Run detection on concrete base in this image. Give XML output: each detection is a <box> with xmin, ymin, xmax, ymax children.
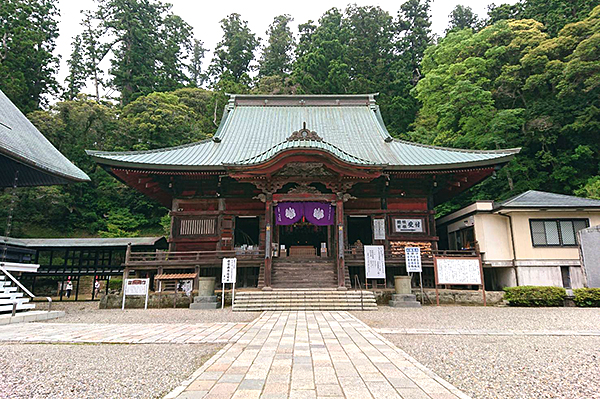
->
<box><xmin>389</xmin><ymin>294</ymin><xmax>421</xmax><ymax>308</ymax></box>
<box><xmin>190</xmin><ymin>302</ymin><xmax>219</xmax><ymax>309</ymax></box>
<box><xmin>0</xmin><ymin>310</ymin><xmax>65</xmax><ymax>325</ymax></box>
<box><xmin>190</xmin><ymin>295</ymin><xmax>219</xmax><ymax>310</ymax></box>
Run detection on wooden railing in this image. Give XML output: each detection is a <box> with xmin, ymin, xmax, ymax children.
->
<box><xmin>344</xmin><ymin>248</ymin><xmax>477</xmax><ymax>263</ymax></box>
<box><xmin>126</xmin><ymin>249</ymin><xmax>265</xmax><ymax>266</ymax></box>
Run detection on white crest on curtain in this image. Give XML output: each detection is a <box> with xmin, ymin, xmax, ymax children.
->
<box><xmin>313</xmin><ymin>208</ymin><xmax>324</xmax><ymax>220</ymax></box>
<box><xmin>285</xmin><ymin>207</ymin><xmax>296</xmax><ymax>219</ymax></box>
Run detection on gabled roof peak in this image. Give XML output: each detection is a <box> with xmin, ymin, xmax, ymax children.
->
<box><xmin>498</xmin><ymin>190</ymin><xmax>600</xmax><ymax>209</ymax></box>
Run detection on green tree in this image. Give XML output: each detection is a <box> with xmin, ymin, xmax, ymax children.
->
<box><xmin>258</xmin><ymin>15</ymin><xmax>295</xmax><ymax>77</ymax></box>
<box><xmin>397</xmin><ymin>0</ymin><xmax>432</xmax><ymax>75</ymax></box>
<box><xmin>413</xmin><ymin>6</ymin><xmax>600</xmax><ymax>212</ymax></box>
<box><xmin>293</xmin><ymin>8</ymin><xmax>350</xmax><ymax>94</ymax></box>
<box><xmin>520</xmin><ymin>0</ymin><xmax>599</xmax><ymax>36</ymax></box>
<box><xmin>64</xmin><ymin>36</ymin><xmax>87</xmax><ymax>101</ymax></box>
<box><xmin>188</xmin><ymin>39</ymin><xmax>207</xmax><ymax>87</ymax></box>
<box><xmin>447</xmin><ymin>5</ymin><xmax>480</xmax><ymax>32</ymax></box>
<box><xmin>0</xmin><ymin>0</ymin><xmax>59</xmax><ymax>113</ymax></box>
<box><xmin>209</xmin><ymin>13</ymin><xmax>259</xmax><ymax>84</ymax></box>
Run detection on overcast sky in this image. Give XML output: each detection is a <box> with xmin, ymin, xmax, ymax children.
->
<box><xmin>55</xmin><ymin>0</ymin><xmax>518</xmax><ymax>96</ymax></box>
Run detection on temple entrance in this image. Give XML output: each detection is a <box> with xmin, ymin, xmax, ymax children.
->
<box><xmin>278</xmin><ymin>223</ymin><xmax>329</xmax><ymax>257</ymax></box>
<box><xmin>347</xmin><ymin>215</ymin><xmax>373</xmax><ymax>246</ymax></box>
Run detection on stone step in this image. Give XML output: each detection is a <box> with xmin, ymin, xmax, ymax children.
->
<box><xmin>0</xmin><ymin>292</ymin><xmax>24</xmax><ymax>299</ymax></box>
<box><xmin>0</xmin><ymin>303</ymin><xmax>35</xmax><ymax>313</ymax></box>
<box><xmin>233</xmin><ymin>289</ymin><xmax>377</xmax><ymax>311</ymax></box>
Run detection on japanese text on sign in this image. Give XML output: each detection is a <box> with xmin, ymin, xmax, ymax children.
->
<box><xmin>222</xmin><ymin>258</ymin><xmax>237</xmax><ymax>284</ymax></box>
<box><xmin>124</xmin><ymin>279</ymin><xmax>149</xmax><ymax>296</ymax></box>
<box><xmin>394</xmin><ymin>218</ymin><xmax>424</xmax><ymax>233</ymax></box>
<box><xmin>436</xmin><ymin>258</ymin><xmax>482</xmax><ymax>285</ymax></box>
<box><xmin>364</xmin><ymin>245</ymin><xmax>386</xmax><ymax>279</ymax></box>
<box><xmin>373</xmin><ymin>219</ymin><xmax>386</xmax><ymax>240</ymax></box>
<box><xmin>405</xmin><ymin>247</ymin><xmax>422</xmax><ymax>273</ymax></box>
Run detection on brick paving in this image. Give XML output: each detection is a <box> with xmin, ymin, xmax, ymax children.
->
<box><xmin>0</xmin><ymin>322</ymin><xmax>249</xmax><ymax>344</ymax></box>
<box><xmin>374</xmin><ymin>328</ymin><xmax>600</xmax><ymax>336</ymax></box>
<box><xmin>166</xmin><ymin>311</ymin><xmax>470</xmax><ymax>399</ymax></box>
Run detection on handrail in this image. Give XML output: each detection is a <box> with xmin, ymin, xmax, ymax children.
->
<box><xmin>353</xmin><ymin>274</ymin><xmax>364</xmax><ymax>311</ymax></box>
<box><xmin>0</xmin><ymin>265</ymin><xmax>52</xmax><ymax>312</ymax></box>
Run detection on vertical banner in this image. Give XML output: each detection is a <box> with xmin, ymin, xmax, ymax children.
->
<box><xmin>373</xmin><ymin>219</ymin><xmax>386</xmax><ymax>240</ymax></box>
<box><xmin>364</xmin><ymin>245</ymin><xmax>386</xmax><ymax>279</ymax></box>
<box><xmin>222</xmin><ymin>258</ymin><xmax>237</xmax><ymax>309</ymax></box>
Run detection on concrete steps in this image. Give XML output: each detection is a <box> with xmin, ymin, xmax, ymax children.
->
<box><xmin>258</xmin><ymin>259</ymin><xmax>352</xmax><ymax>289</ymax></box>
<box><xmin>0</xmin><ymin>268</ymin><xmax>35</xmax><ymax>314</ymax></box>
<box><xmin>233</xmin><ymin>289</ymin><xmax>377</xmax><ymax>311</ymax></box>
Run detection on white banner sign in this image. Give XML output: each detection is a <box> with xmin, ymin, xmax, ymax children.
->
<box><xmin>124</xmin><ymin>278</ymin><xmax>149</xmax><ymax>296</ymax></box>
<box><xmin>373</xmin><ymin>219</ymin><xmax>386</xmax><ymax>240</ymax></box>
<box><xmin>405</xmin><ymin>247</ymin><xmax>422</xmax><ymax>273</ymax></box>
<box><xmin>364</xmin><ymin>245</ymin><xmax>386</xmax><ymax>279</ymax></box>
<box><xmin>436</xmin><ymin>258</ymin><xmax>482</xmax><ymax>285</ymax></box>
<box><xmin>222</xmin><ymin>258</ymin><xmax>237</xmax><ymax>284</ymax></box>
<box><xmin>394</xmin><ymin>218</ymin><xmax>424</xmax><ymax>233</ymax></box>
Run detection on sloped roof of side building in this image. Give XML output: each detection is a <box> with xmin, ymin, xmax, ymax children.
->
<box><xmin>0</xmin><ymin>89</ymin><xmax>90</xmax><ymax>186</ymax></box>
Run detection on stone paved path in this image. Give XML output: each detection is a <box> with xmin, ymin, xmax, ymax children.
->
<box><xmin>0</xmin><ymin>322</ymin><xmax>248</xmax><ymax>344</ymax></box>
<box><xmin>166</xmin><ymin>311</ymin><xmax>470</xmax><ymax>399</ymax></box>
<box><xmin>374</xmin><ymin>328</ymin><xmax>600</xmax><ymax>336</ymax></box>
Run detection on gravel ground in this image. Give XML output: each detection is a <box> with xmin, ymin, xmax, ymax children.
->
<box><xmin>44</xmin><ymin>301</ymin><xmax>260</xmax><ymax>324</ymax></box>
<box><xmin>352</xmin><ymin>306</ymin><xmax>600</xmax><ymax>331</ymax></box>
<box><xmin>386</xmin><ymin>335</ymin><xmax>600</xmax><ymax>399</ymax></box>
<box><xmin>0</xmin><ymin>343</ymin><xmax>221</xmax><ymax>399</ymax></box>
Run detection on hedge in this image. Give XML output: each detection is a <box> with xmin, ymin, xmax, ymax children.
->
<box><xmin>573</xmin><ymin>288</ymin><xmax>600</xmax><ymax>307</ymax></box>
<box><xmin>108</xmin><ymin>278</ymin><xmax>123</xmax><ymax>291</ymax></box>
<box><xmin>503</xmin><ymin>286</ymin><xmax>566</xmax><ymax>307</ymax></box>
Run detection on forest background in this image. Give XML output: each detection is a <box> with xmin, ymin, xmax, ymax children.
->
<box><xmin>1</xmin><ymin>0</ymin><xmax>599</xmax><ymax>238</ymax></box>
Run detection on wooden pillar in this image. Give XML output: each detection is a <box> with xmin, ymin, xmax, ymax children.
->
<box><xmin>263</xmin><ymin>194</ymin><xmax>273</xmax><ymax>290</ymax></box>
<box><xmin>336</xmin><ymin>198</ymin><xmax>346</xmax><ymax>289</ymax></box>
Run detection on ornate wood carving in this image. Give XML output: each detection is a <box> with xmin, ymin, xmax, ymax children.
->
<box><xmin>287</xmin><ymin>183</ymin><xmax>322</xmax><ymax>195</ymax></box>
<box><xmin>273</xmin><ymin>162</ymin><xmax>335</xmax><ymax>177</ymax></box>
<box><xmin>286</xmin><ymin>122</ymin><xmax>323</xmax><ymax>142</ymax></box>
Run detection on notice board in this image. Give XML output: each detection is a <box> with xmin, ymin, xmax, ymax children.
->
<box><xmin>364</xmin><ymin>245</ymin><xmax>386</xmax><ymax>279</ymax></box>
<box><xmin>434</xmin><ymin>257</ymin><xmax>482</xmax><ymax>285</ymax></box>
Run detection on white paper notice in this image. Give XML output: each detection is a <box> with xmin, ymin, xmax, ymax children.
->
<box><xmin>364</xmin><ymin>245</ymin><xmax>386</xmax><ymax>279</ymax></box>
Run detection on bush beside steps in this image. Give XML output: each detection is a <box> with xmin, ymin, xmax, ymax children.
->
<box><xmin>573</xmin><ymin>288</ymin><xmax>600</xmax><ymax>307</ymax></box>
<box><xmin>503</xmin><ymin>286</ymin><xmax>566</xmax><ymax>307</ymax></box>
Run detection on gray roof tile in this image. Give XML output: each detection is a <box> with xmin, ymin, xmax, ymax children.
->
<box><xmin>498</xmin><ymin>190</ymin><xmax>600</xmax><ymax>208</ymax></box>
<box><xmin>0</xmin><ymin>90</ymin><xmax>89</xmax><ymax>183</ymax></box>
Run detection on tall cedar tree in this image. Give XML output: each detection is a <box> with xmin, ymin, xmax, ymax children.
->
<box><xmin>0</xmin><ymin>0</ymin><xmax>59</xmax><ymax>113</ymax></box>
<box><xmin>447</xmin><ymin>5</ymin><xmax>480</xmax><ymax>32</ymax></box>
<box><xmin>210</xmin><ymin>13</ymin><xmax>259</xmax><ymax>84</ymax></box>
<box><xmin>89</xmin><ymin>0</ymin><xmax>193</xmax><ymax>104</ymax></box>
<box><xmin>258</xmin><ymin>15</ymin><xmax>295</xmax><ymax>77</ymax></box>
<box><xmin>188</xmin><ymin>40</ymin><xmax>207</xmax><ymax>87</ymax></box>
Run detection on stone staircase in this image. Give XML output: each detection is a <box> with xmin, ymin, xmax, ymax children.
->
<box><xmin>0</xmin><ymin>273</ymin><xmax>35</xmax><ymax>314</ymax></box>
<box><xmin>232</xmin><ymin>289</ymin><xmax>377</xmax><ymax>311</ymax></box>
<box><xmin>258</xmin><ymin>259</ymin><xmax>351</xmax><ymax>289</ymax></box>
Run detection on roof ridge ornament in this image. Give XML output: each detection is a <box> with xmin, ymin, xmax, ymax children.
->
<box><xmin>286</xmin><ymin>122</ymin><xmax>323</xmax><ymax>142</ymax></box>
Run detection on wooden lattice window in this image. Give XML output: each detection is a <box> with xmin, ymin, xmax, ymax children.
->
<box><xmin>178</xmin><ymin>218</ymin><xmax>217</xmax><ymax>236</ymax></box>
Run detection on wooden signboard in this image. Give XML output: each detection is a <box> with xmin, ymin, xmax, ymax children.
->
<box><xmin>433</xmin><ymin>256</ymin><xmax>486</xmax><ymax>306</ymax></box>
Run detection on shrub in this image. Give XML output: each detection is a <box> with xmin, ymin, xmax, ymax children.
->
<box><xmin>503</xmin><ymin>286</ymin><xmax>566</xmax><ymax>307</ymax></box>
<box><xmin>573</xmin><ymin>288</ymin><xmax>600</xmax><ymax>307</ymax></box>
<box><xmin>108</xmin><ymin>278</ymin><xmax>123</xmax><ymax>291</ymax></box>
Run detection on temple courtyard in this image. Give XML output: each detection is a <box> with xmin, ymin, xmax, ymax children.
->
<box><xmin>1</xmin><ymin>304</ymin><xmax>599</xmax><ymax>399</ymax></box>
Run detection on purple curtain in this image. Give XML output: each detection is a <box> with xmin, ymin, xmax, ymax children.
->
<box><xmin>275</xmin><ymin>202</ymin><xmax>304</xmax><ymax>225</ymax></box>
<box><xmin>304</xmin><ymin>202</ymin><xmax>334</xmax><ymax>226</ymax></box>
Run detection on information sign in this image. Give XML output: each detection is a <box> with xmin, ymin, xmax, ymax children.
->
<box><xmin>222</xmin><ymin>258</ymin><xmax>237</xmax><ymax>284</ymax></box>
<box><xmin>405</xmin><ymin>247</ymin><xmax>422</xmax><ymax>273</ymax></box>
<box><xmin>122</xmin><ymin>278</ymin><xmax>149</xmax><ymax>310</ymax></box>
<box><xmin>394</xmin><ymin>218</ymin><xmax>424</xmax><ymax>233</ymax></box>
<box><xmin>435</xmin><ymin>258</ymin><xmax>482</xmax><ymax>285</ymax></box>
<box><xmin>364</xmin><ymin>245</ymin><xmax>386</xmax><ymax>279</ymax></box>
<box><xmin>373</xmin><ymin>219</ymin><xmax>386</xmax><ymax>240</ymax></box>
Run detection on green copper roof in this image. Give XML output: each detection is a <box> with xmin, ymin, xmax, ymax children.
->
<box><xmin>88</xmin><ymin>94</ymin><xmax>520</xmax><ymax>171</ymax></box>
<box><xmin>0</xmin><ymin>89</ymin><xmax>90</xmax><ymax>185</ymax></box>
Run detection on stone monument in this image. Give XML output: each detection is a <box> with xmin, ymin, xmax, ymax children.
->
<box><xmin>190</xmin><ymin>277</ymin><xmax>218</xmax><ymax>309</ymax></box>
<box><xmin>389</xmin><ymin>275</ymin><xmax>421</xmax><ymax>308</ymax></box>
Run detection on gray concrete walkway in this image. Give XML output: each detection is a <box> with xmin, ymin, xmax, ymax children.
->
<box><xmin>166</xmin><ymin>311</ymin><xmax>470</xmax><ymax>399</ymax></box>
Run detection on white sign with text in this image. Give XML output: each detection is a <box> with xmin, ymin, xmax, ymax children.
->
<box><xmin>364</xmin><ymin>245</ymin><xmax>386</xmax><ymax>279</ymax></box>
<box><xmin>405</xmin><ymin>247</ymin><xmax>422</xmax><ymax>273</ymax></box>
<box><xmin>222</xmin><ymin>258</ymin><xmax>237</xmax><ymax>284</ymax></box>
<box><xmin>122</xmin><ymin>278</ymin><xmax>149</xmax><ymax>310</ymax></box>
<box><xmin>436</xmin><ymin>258</ymin><xmax>482</xmax><ymax>285</ymax></box>
<box><xmin>394</xmin><ymin>218</ymin><xmax>424</xmax><ymax>233</ymax></box>
<box><xmin>373</xmin><ymin>219</ymin><xmax>386</xmax><ymax>240</ymax></box>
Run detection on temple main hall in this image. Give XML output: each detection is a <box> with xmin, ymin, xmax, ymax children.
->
<box><xmin>88</xmin><ymin>94</ymin><xmax>519</xmax><ymax>291</ymax></box>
